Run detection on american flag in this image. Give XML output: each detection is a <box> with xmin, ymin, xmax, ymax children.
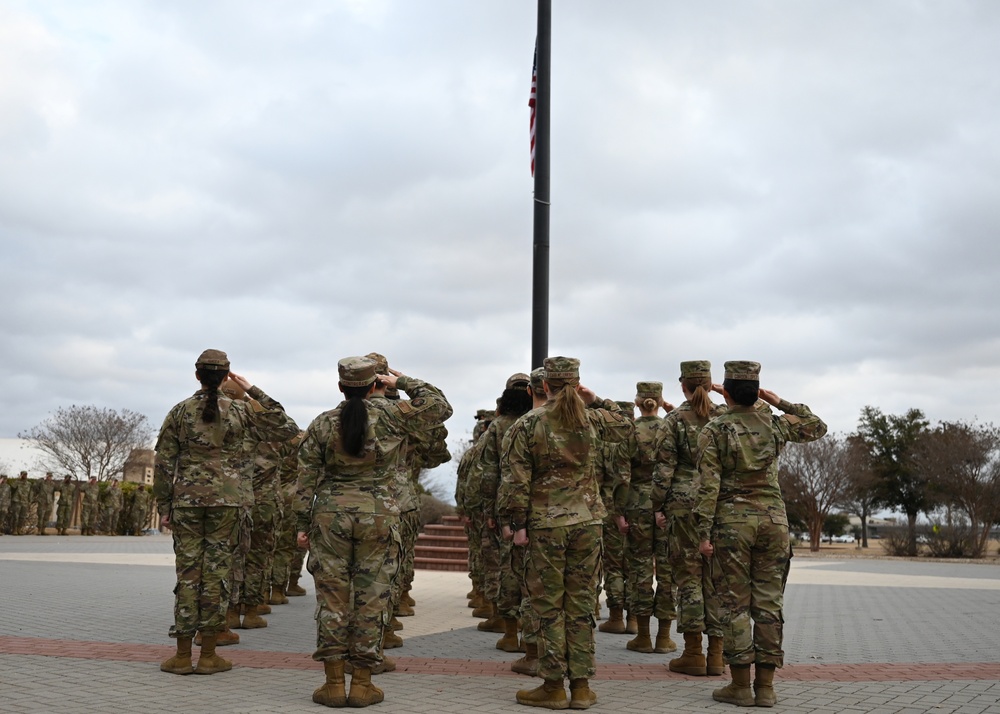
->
<box><xmin>529</xmin><ymin>42</ymin><xmax>537</xmax><ymax>177</ymax></box>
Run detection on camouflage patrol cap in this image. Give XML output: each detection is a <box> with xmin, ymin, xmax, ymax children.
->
<box><xmin>615</xmin><ymin>401</ymin><xmax>636</xmax><ymax>417</ymax></box>
<box><xmin>220</xmin><ymin>379</ymin><xmax>247</xmax><ymax>400</ymax></box>
<box><xmin>529</xmin><ymin>368</ymin><xmax>545</xmax><ymax>395</ymax></box>
<box><xmin>635</xmin><ymin>381</ymin><xmax>662</xmax><ymax>399</ymax></box>
<box><xmin>506</xmin><ymin>372</ymin><xmax>530</xmax><ymax>390</ymax></box>
<box><xmin>338</xmin><ymin>356</ymin><xmax>378</xmax><ymax>388</ymax></box>
<box><xmin>543</xmin><ymin>356</ymin><xmax>580</xmax><ymax>385</ymax></box>
<box><xmin>196</xmin><ymin>349</ymin><xmax>230</xmax><ymax>371</ymax></box>
<box><xmin>680</xmin><ymin>360</ymin><xmax>712</xmax><ymax>379</ymax></box>
<box><xmin>724</xmin><ymin>361</ymin><xmax>761</xmax><ymax>381</ymax></box>
<box><xmin>365</xmin><ymin>352</ymin><xmax>389</xmax><ymax>374</ymax></box>
<box><xmin>475</xmin><ymin>409</ymin><xmax>494</xmax><ymax>420</ymax></box>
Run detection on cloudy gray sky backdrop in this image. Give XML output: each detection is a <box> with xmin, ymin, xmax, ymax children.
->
<box><xmin>3</xmin><ymin>1</ymin><xmax>999</xmax><ymax>494</ymax></box>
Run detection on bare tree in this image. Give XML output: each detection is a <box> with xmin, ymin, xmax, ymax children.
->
<box><xmin>19</xmin><ymin>405</ymin><xmax>154</xmax><ymax>481</ymax></box>
<box><xmin>839</xmin><ymin>434</ymin><xmax>885</xmax><ymax>548</ymax></box>
<box><xmin>779</xmin><ymin>436</ymin><xmax>852</xmax><ymax>552</ymax></box>
<box><xmin>916</xmin><ymin>420</ymin><xmax>1000</xmax><ymax>558</ymax></box>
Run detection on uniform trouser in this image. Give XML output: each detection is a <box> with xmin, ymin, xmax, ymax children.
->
<box><xmin>525</xmin><ymin>523</ymin><xmax>602</xmax><ymax>682</ymax></box>
<box><xmin>105</xmin><ymin>510</ymin><xmax>119</xmax><ymax>535</ymax></box>
<box><xmin>481</xmin><ymin>524</ymin><xmax>503</xmax><ymax>603</ymax></box>
<box><xmin>397</xmin><ymin>509</ymin><xmax>420</xmax><ymax>597</ymax></box>
<box><xmin>229</xmin><ymin>510</ymin><xmax>252</xmax><ymax>607</ymax></box>
<box><xmin>80</xmin><ymin>504</ymin><xmax>98</xmax><ymax>532</ymax></box>
<box><xmin>12</xmin><ymin>502</ymin><xmax>30</xmax><ymax>533</ymax></box>
<box><xmin>242</xmin><ymin>500</ymin><xmax>278</xmax><ymax>606</ymax></box>
<box><xmin>56</xmin><ymin>503</ymin><xmax>72</xmax><ymax>532</ymax></box>
<box><xmin>36</xmin><ymin>502</ymin><xmax>52</xmax><ymax>532</ymax></box>
<box><xmin>497</xmin><ymin>533</ymin><xmax>523</xmax><ymax>619</ymax></box>
<box><xmin>707</xmin><ymin>515</ymin><xmax>789</xmax><ymax>667</ymax></box>
<box><xmin>668</xmin><ymin>512</ymin><xmax>716</xmax><ymax>634</ymax></box>
<box><xmin>169</xmin><ymin>506</ymin><xmax>240</xmax><ymax>638</ymax></box>
<box><xmin>625</xmin><ymin>509</ymin><xmax>675</xmax><ymax>619</ymax></box>
<box><xmin>601</xmin><ymin>515</ymin><xmax>626</xmax><ymax>609</ymax></box>
<box><xmin>132</xmin><ymin>509</ymin><xmax>149</xmax><ymax>535</ymax></box>
<box><xmin>467</xmin><ymin>512</ymin><xmax>486</xmax><ymax>593</ymax></box>
<box><xmin>308</xmin><ymin>511</ymin><xmax>400</xmax><ymax>668</ymax></box>
<box><xmin>511</xmin><ymin>541</ymin><xmax>539</xmax><ymax>643</ymax></box>
<box><xmin>271</xmin><ymin>498</ymin><xmax>296</xmax><ymax>589</ymax></box>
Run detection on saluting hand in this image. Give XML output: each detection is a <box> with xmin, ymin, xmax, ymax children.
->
<box><xmin>228</xmin><ymin>372</ymin><xmax>252</xmax><ymax>391</ymax></box>
<box><xmin>758</xmin><ymin>388</ymin><xmax>782</xmax><ymax>407</ymax></box>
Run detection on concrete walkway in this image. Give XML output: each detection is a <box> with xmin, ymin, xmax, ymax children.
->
<box><xmin>1</xmin><ymin>535</ymin><xmax>998</xmax><ymax>713</ymax></box>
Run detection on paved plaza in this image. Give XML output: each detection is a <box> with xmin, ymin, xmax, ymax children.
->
<box><xmin>1</xmin><ymin>535</ymin><xmax>999</xmax><ymax>714</ymax></box>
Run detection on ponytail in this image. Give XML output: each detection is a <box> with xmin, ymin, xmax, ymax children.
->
<box><xmin>196</xmin><ymin>368</ymin><xmax>228</xmax><ymax>423</ymax></box>
<box><xmin>548</xmin><ymin>383</ymin><xmax>587</xmax><ymax>428</ymax></box>
<box><xmin>684</xmin><ymin>379</ymin><xmax>712</xmax><ymax>420</ymax></box>
<box><xmin>339</xmin><ymin>384</ymin><xmax>371</xmax><ymax>457</ymax></box>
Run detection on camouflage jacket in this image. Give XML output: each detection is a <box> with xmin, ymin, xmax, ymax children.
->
<box><xmin>622</xmin><ymin>415</ymin><xmax>662</xmax><ymax>513</ymax></box>
<box><xmin>471</xmin><ymin>413</ymin><xmax>520</xmax><ymax>522</ymax></box>
<box><xmin>0</xmin><ymin>481</ymin><xmax>10</xmax><ymax>510</ymax></box>
<box><xmin>10</xmin><ymin>478</ymin><xmax>32</xmax><ymax>505</ymax></box>
<box><xmin>33</xmin><ymin>479</ymin><xmax>57</xmax><ymax>506</ymax></box>
<box><xmin>694</xmin><ymin>399</ymin><xmax>827</xmax><ymax>541</ymax></box>
<box><xmin>497</xmin><ymin>398</ymin><xmax>632</xmax><ymax>531</ymax></box>
<box><xmin>651</xmin><ymin>401</ymin><xmax>727</xmax><ymax>514</ymax></box>
<box><xmin>79</xmin><ymin>481</ymin><xmax>100</xmax><ymax>507</ymax></box>
<box><xmin>101</xmin><ymin>486</ymin><xmax>123</xmax><ymax>512</ymax></box>
<box><xmin>294</xmin><ymin>376</ymin><xmax>452</xmax><ymax>531</ymax></box>
<box><xmin>453</xmin><ymin>439</ymin><xmax>482</xmax><ymax>516</ymax></box>
<box><xmin>153</xmin><ymin>385</ymin><xmax>298</xmax><ymax>514</ymax></box>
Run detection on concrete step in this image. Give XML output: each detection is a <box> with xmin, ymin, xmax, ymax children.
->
<box><xmin>414</xmin><ymin>556</ymin><xmax>469</xmax><ymax>572</ymax></box>
<box><xmin>413</xmin><ymin>545</ymin><xmax>469</xmax><ymax>561</ymax></box>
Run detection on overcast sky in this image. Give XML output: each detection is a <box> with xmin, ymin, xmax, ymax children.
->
<box><xmin>3</xmin><ymin>1</ymin><xmax>999</xmax><ymax>495</ymax></box>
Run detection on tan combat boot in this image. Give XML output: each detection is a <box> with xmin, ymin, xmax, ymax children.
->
<box><xmin>624</xmin><ymin>612</ymin><xmax>638</xmax><ymax>635</ymax></box>
<box><xmin>396</xmin><ymin>591</ymin><xmax>415</xmax><ymax>617</ymax></box>
<box><xmin>511</xmin><ymin>642</ymin><xmax>539</xmax><ymax>676</ymax></box>
<box><xmin>626</xmin><ymin>615</ymin><xmax>654</xmax><ymax>653</ymax></box>
<box><xmin>706</xmin><ymin>635</ymin><xmax>725</xmax><ymax>676</ymax></box>
<box><xmin>287</xmin><ymin>575</ymin><xmax>307</xmax><ymax>596</ymax></box>
<box><xmin>653</xmin><ymin>618</ymin><xmax>677</xmax><ymax>653</ymax></box>
<box><xmin>668</xmin><ymin>631</ymin><xmax>707</xmax><ymax>675</ymax></box>
<box><xmin>347</xmin><ymin>667</ymin><xmax>384</xmax><ymax>707</ymax></box>
<box><xmin>216</xmin><ymin>627</ymin><xmax>241</xmax><ymax>646</ymax></box>
<box><xmin>754</xmin><ymin>664</ymin><xmax>778</xmax><ymax>707</ymax></box>
<box><xmin>471</xmin><ymin>596</ymin><xmax>492</xmax><ymax>619</ymax></box>
<box><xmin>347</xmin><ymin>655</ymin><xmax>395</xmax><ymax>675</ymax></box>
<box><xmin>712</xmin><ymin>663</ymin><xmax>754</xmax><ymax>706</ymax></box>
<box><xmin>269</xmin><ymin>585</ymin><xmax>289</xmax><ymax>605</ymax></box>
<box><xmin>404</xmin><ymin>590</ymin><xmax>416</xmax><ymax>608</ymax></box>
<box><xmin>258</xmin><ymin>601</ymin><xmax>272</xmax><ymax>615</ymax></box>
<box><xmin>389</xmin><ymin>615</ymin><xmax>404</xmax><ymax>631</ymax></box>
<box><xmin>241</xmin><ymin>605</ymin><xmax>268</xmax><ymax>629</ymax></box>
<box><xmin>478</xmin><ymin>603</ymin><xmax>505</xmax><ymax>633</ymax></box>
<box><xmin>194</xmin><ymin>632</ymin><xmax>233</xmax><ymax>675</ymax></box>
<box><xmin>569</xmin><ymin>678</ymin><xmax>598</xmax><ymax>710</ymax></box>
<box><xmin>597</xmin><ymin>606</ymin><xmax>626</xmax><ymax>634</ymax></box>
<box><xmin>160</xmin><ymin>636</ymin><xmax>194</xmax><ymax>675</ymax></box>
<box><xmin>226</xmin><ymin>606</ymin><xmax>242</xmax><ymax>630</ymax></box>
<box><xmin>313</xmin><ymin>659</ymin><xmax>347</xmax><ymax>707</ymax></box>
<box><xmin>516</xmin><ymin>679</ymin><xmax>568</xmax><ymax>709</ymax></box>
<box><xmin>496</xmin><ymin>617</ymin><xmax>521</xmax><ymax>652</ymax></box>
<box><xmin>383</xmin><ymin>629</ymin><xmax>404</xmax><ymax>649</ymax></box>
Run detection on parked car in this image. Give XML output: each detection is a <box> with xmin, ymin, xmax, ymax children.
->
<box><xmin>832</xmin><ymin>534</ymin><xmax>855</xmax><ymax>543</ymax></box>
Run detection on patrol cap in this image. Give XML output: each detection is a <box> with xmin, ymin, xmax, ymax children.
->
<box><xmin>506</xmin><ymin>372</ymin><xmax>530</xmax><ymax>390</ymax></box>
<box><xmin>365</xmin><ymin>352</ymin><xmax>389</xmax><ymax>374</ymax></box>
<box><xmin>635</xmin><ymin>381</ymin><xmax>662</xmax><ymax>399</ymax></box>
<box><xmin>475</xmin><ymin>409</ymin><xmax>494</xmax><ymax>420</ymax></box>
<box><xmin>338</xmin><ymin>356</ymin><xmax>378</xmax><ymax>387</ymax></box>
<box><xmin>196</xmin><ymin>349</ymin><xmax>230</xmax><ymax>371</ymax></box>
<box><xmin>680</xmin><ymin>360</ymin><xmax>711</xmax><ymax>380</ymax></box>
<box><xmin>543</xmin><ymin>356</ymin><xmax>580</xmax><ymax>386</ymax></box>
<box><xmin>724</xmin><ymin>361</ymin><xmax>761</xmax><ymax>381</ymax></box>
<box><xmin>615</xmin><ymin>401</ymin><xmax>635</xmax><ymax>417</ymax></box>
<box><xmin>529</xmin><ymin>368</ymin><xmax>545</xmax><ymax>395</ymax></box>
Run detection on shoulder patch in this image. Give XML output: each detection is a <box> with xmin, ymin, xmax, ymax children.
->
<box><xmin>782</xmin><ymin>414</ymin><xmax>801</xmax><ymax>425</ymax></box>
<box><xmin>397</xmin><ymin>401</ymin><xmax>413</xmax><ymax>414</ymax></box>
<box><xmin>248</xmin><ymin>398</ymin><xmax>266</xmax><ymax>414</ymax></box>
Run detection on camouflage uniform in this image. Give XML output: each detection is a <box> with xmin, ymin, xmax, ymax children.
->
<box><xmin>271</xmin><ymin>440</ymin><xmax>302</xmax><ymax>593</ymax></box>
<box><xmin>652</xmin><ymin>399</ymin><xmax>727</xmax><ymax>635</ymax></box>
<box><xmin>33</xmin><ymin>475</ymin><xmax>57</xmax><ymax>534</ymax></box>
<box><xmin>78</xmin><ymin>479</ymin><xmax>100</xmax><ymax>534</ymax></box>
<box><xmin>55</xmin><ymin>478</ymin><xmax>76</xmax><ymax>534</ymax></box>
<box><xmin>695</xmin><ymin>363</ymin><xmax>827</xmax><ymax>667</ymax></box>
<box><xmin>294</xmin><ymin>362</ymin><xmax>452</xmax><ymax>669</ymax></box>
<box><xmin>101</xmin><ymin>482</ymin><xmax>123</xmax><ymax>535</ymax></box>
<box><xmin>154</xmin><ymin>375</ymin><xmax>297</xmax><ymax>639</ymax></box>
<box><xmin>131</xmin><ymin>486</ymin><xmax>152</xmax><ymax>535</ymax></box>
<box><xmin>497</xmin><ymin>357</ymin><xmax>631</xmax><ymax>689</ymax></box>
<box><xmin>454</xmin><ymin>436</ymin><xmax>484</xmax><ymax>596</ymax></box>
<box><xmin>624</xmin><ymin>406</ymin><xmax>674</xmax><ymax>620</ymax></box>
<box><xmin>0</xmin><ymin>476</ymin><xmax>10</xmax><ymax>534</ymax></box>
<box><xmin>11</xmin><ymin>473</ymin><xmax>33</xmax><ymax>534</ymax></box>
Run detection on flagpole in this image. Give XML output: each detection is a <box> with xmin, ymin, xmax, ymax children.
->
<box><xmin>531</xmin><ymin>0</ymin><xmax>551</xmax><ymax>370</ymax></box>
